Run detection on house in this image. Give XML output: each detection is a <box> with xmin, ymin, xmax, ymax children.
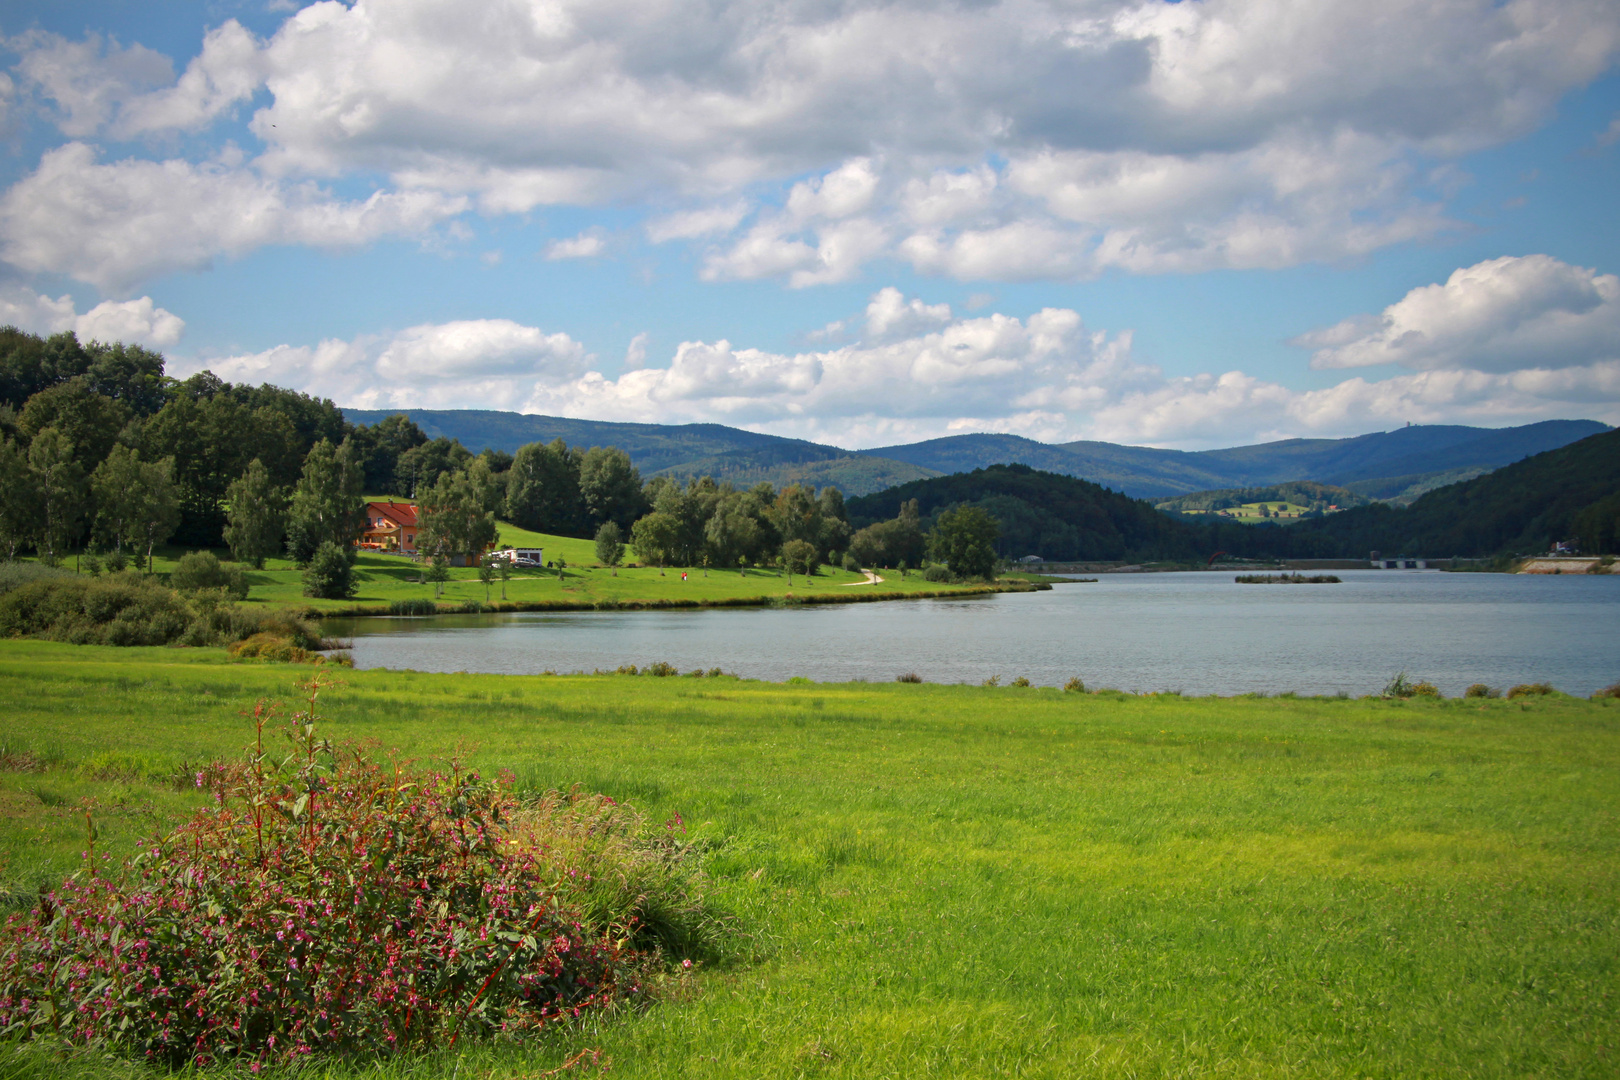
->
<box><xmin>361</xmin><ymin>502</ymin><xmax>419</xmax><ymax>554</ymax></box>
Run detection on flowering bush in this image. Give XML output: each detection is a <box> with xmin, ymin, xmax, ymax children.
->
<box><xmin>0</xmin><ymin>673</ymin><xmax>717</xmax><ymax>1066</ymax></box>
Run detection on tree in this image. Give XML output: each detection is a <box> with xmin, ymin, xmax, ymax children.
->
<box><xmin>91</xmin><ymin>445</ymin><xmax>143</xmax><ymax>555</ymax></box>
<box><xmin>927</xmin><ymin>505</ymin><xmax>1000</xmax><ymax>580</ymax></box>
<box><xmin>594</xmin><ymin>520</ymin><xmax>625</xmax><ymax>567</ymax></box>
<box><xmin>19</xmin><ymin>377</ymin><xmax>131</xmax><ymax>472</ymax></box>
<box><xmin>506</xmin><ymin>439</ymin><xmax>583</xmax><ymax>535</ymax></box>
<box><xmin>495</xmin><ymin>553</ymin><xmax>512</xmax><ymax>598</ymax></box>
<box><xmin>478</xmin><ymin>558</ymin><xmax>496</xmax><ymax>602</ymax></box>
<box><xmin>128</xmin><ymin>457</ymin><xmax>182</xmax><ymax>573</ymax></box>
<box><xmin>782</xmin><ymin>538</ymin><xmax>818</xmax><ymax>583</ymax></box>
<box><xmin>286</xmin><ymin>438</ymin><xmax>365</xmax><ymax>565</ymax></box>
<box><xmin>224</xmin><ymin>459</ymin><xmax>287</xmax><ymax>569</ymax></box>
<box><xmin>396</xmin><ymin>437</ymin><xmax>472</xmax><ymax>499</ymax></box>
<box><xmin>417</xmin><ymin>467</ymin><xmax>499</xmax><ymax>567</ymax></box>
<box><xmin>630</xmin><ymin>511</ymin><xmax>681</xmax><ymax>567</ymax></box>
<box><xmin>0</xmin><ymin>437</ymin><xmax>40</xmax><ymax>560</ymax></box>
<box><xmin>28</xmin><ymin>427</ymin><xmax>88</xmax><ymax>564</ymax></box>
<box><xmin>579</xmin><ymin>446</ymin><xmax>645</xmax><ymax>530</ymax></box>
<box><xmin>303</xmin><ymin>540</ymin><xmax>356</xmax><ymax>599</ymax></box>
<box><xmin>351</xmin><ymin>413</ymin><xmax>427</xmax><ymax>494</ymax></box>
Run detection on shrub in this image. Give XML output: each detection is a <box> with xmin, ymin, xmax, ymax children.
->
<box><xmin>0</xmin><ymin>562</ymin><xmax>72</xmax><ymax>595</ymax></box>
<box><xmin>0</xmin><ymin>678</ymin><xmax>721</xmax><ymax>1066</ymax></box>
<box><xmin>169</xmin><ymin>551</ymin><xmax>248</xmax><ymax>600</ymax></box>
<box><xmin>1383</xmin><ymin>672</ymin><xmax>1427</xmax><ymax>699</ymax></box>
<box><xmin>1464</xmin><ymin>683</ymin><xmax>1500</xmax><ymax>699</ymax></box>
<box><xmin>896</xmin><ymin>672</ymin><xmax>922</xmax><ymax>684</ymax></box>
<box><xmin>1409</xmin><ymin>681</ymin><xmax>1442</xmax><ymax>698</ymax></box>
<box><xmin>645</xmin><ymin>661</ymin><xmax>678</xmax><ymax>677</ymax></box>
<box><xmin>1593</xmin><ymin>681</ymin><xmax>1620</xmax><ymax>700</ymax></box>
<box><xmin>1010</xmin><ymin>676</ymin><xmax>1032</xmax><ymax>687</ymax></box>
<box><xmin>388</xmin><ymin>598</ymin><xmax>439</xmax><ymax>616</ymax></box>
<box><xmin>0</xmin><ymin>575</ymin><xmax>193</xmax><ymax>646</ymax></box>
<box><xmin>226</xmin><ymin>632</ymin><xmax>318</xmax><ymax>663</ymax></box>
<box><xmin>302</xmin><ymin>541</ymin><xmax>355</xmax><ymax>600</ymax></box>
<box><xmin>842</xmin><ymin>552</ymin><xmax>862</xmax><ymax>572</ymax></box>
<box><xmin>922</xmin><ymin>564</ymin><xmax>953</xmax><ymax>583</ymax></box>
<box><xmin>982</xmin><ymin>674</ymin><xmax>1000</xmax><ymax>687</ymax></box>
<box><xmin>1064</xmin><ymin>677</ymin><xmax>1085</xmax><ymax>693</ymax></box>
<box><xmin>1506</xmin><ymin>682</ymin><xmax>1556</xmax><ymax>699</ymax></box>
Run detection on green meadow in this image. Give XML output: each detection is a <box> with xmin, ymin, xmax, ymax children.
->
<box><xmin>46</xmin><ymin>522</ymin><xmax>990</xmax><ymax>615</ymax></box>
<box><xmin>2</xmin><ymin>642</ymin><xmax>1617</xmax><ymax>1078</ymax></box>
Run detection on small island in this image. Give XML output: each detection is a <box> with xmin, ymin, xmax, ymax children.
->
<box><xmin>1234</xmin><ymin>572</ymin><xmax>1342</xmax><ymax>584</ymax></box>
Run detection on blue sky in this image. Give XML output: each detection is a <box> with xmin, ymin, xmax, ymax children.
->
<box><xmin>2</xmin><ymin>0</ymin><xmax>1618</xmax><ymax>450</ymax></box>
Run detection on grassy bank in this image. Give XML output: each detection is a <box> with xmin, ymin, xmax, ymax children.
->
<box><xmin>25</xmin><ymin>523</ymin><xmax>1015</xmax><ymax>617</ymax></box>
<box><xmin>2</xmin><ymin>644</ymin><xmax>1617</xmax><ymax>1078</ymax></box>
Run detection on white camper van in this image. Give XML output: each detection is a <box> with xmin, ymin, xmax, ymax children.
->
<box><xmin>492</xmin><ymin>547</ymin><xmax>544</xmax><ymax>567</ymax></box>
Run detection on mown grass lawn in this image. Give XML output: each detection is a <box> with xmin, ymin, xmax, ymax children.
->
<box><xmin>2</xmin><ymin>642</ymin><xmax>1616</xmax><ymax>1078</ymax></box>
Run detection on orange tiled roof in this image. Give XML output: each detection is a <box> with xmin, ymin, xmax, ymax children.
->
<box><xmin>366</xmin><ymin>501</ymin><xmax>418</xmax><ymax>527</ymax></box>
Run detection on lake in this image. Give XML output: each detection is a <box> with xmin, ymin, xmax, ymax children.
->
<box><xmin>324</xmin><ymin>570</ymin><xmax>1620</xmax><ymax>697</ymax></box>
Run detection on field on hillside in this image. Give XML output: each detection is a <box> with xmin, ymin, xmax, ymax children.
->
<box><xmin>2</xmin><ymin>643</ymin><xmax>1616</xmax><ymax>1078</ymax></box>
<box><xmin>29</xmin><ymin>523</ymin><xmax>983</xmax><ymax>615</ymax></box>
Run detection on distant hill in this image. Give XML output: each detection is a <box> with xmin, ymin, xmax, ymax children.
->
<box><xmin>340</xmin><ymin>407</ymin><xmax>932</xmax><ymax>495</ymax></box>
<box><xmin>343</xmin><ymin>408</ymin><xmax>1609</xmax><ymax>503</ymax></box>
<box><xmin>869</xmin><ymin>419</ymin><xmax>1609</xmax><ymax>499</ymax></box>
<box><xmin>1288</xmin><ymin>427</ymin><xmax>1620</xmax><ymax>558</ymax></box>
<box><xmin>846</xmin><ymin>464</ymin><xmax>1234</xmax><ymax>563</ymax></box>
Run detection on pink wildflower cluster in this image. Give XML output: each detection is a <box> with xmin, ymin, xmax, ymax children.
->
<box><xmin>0</xmin><ymin>697</ymin><xmax>660</xmax><ymax>1066</ymax></box>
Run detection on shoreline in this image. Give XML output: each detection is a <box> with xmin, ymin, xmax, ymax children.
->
<box><xmin>308</xmin><ymin>579</ymin><xmax>1050</xmax><ymax>619</ymax></box>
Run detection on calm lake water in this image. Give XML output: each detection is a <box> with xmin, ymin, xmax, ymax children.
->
<box><xmin>324</xmin><ymin>570</ymin><xmax>1620</xmax><ymax>697</ymax></box>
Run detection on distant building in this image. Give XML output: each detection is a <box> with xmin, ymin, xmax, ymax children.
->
<box><xmin>361</xmin><ymin>502</ymin><xmax>419</xmax><ymax>554</ymax></box>
<box><xmin>1017</xmin><ymin>555</ymin><xmax>1044</xmax><ymax>564</ymax></box>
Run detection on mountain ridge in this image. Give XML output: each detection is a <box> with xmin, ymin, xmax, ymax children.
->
<box><xmin>341</xmin><ymin>408</ymin><xmax>1608</xmax><ymax>500</ymax></box>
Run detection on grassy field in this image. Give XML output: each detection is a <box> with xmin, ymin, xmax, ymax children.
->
<box><xmin>2</xmin><ymin>642</ymin><xmax>1616</xmax><ymax>1078</ymax></box>
<box><xmin>34</xmin><ymin>523</ymin><xmax>993</xmax><ymax>615</ymax></box>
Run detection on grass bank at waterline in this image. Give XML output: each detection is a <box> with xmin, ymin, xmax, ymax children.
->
<box><xmin>2</xmin><ymin>643</ymin><xmax>1617</xmax><ymax>1078</ymax></box>
<box><xmin>242</xmin><ymin>556</ymin><xmax>1033</xmax><ymax>616</ymax></box>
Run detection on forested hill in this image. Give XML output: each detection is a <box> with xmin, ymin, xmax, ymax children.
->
<box><xmin>846</xmin><ymin>464</ymin><xmax>1255</xmax><ymax>563</ymax></box>
<box><xmin>1287</xmin><ymin>427</ymin><xmax>1620</xmax><ymax>557</ymax></box>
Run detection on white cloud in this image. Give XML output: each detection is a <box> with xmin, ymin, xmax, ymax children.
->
<box><xmin>0</xmin><ymin>143</ymin><xmax>467</xmax><ymax>291</ymax></box>
<box><xmin>0</xmin><ymin>285</ymin><xmax>184</xmax><ymax>347</ymax></box>
<box><xmin>544</xmin><ymin>232</ymin><xmax>606</xmax><ymax>260</ymax></box>
<box><xmin>1297</xmin><ymin>255</ymin><xmax>1620</xmax><ymax>373</ymax></box>
<box><xmin>645</xmin><ymin>203</ymin><xmax>748</xmax><ymax>243</ymax></box>
<box><xmin>9</xmin><ymin>31</ymin><xmax>173</xmax><ymax>136</ymax></box>
<box><xmin>6</xmin><ymin>1</ymin><xmax>1617</xmax><ymax>285</ymax></box>
<box><xmin>74</xmin><ymin>296</ymin><xmax>186</xmax><ymax>347</ymax></box>
<box><xmin>193</xmin><ymin>319</ymin><xmax>591</xmax><ymax>411</ymax></box>
<box><xmin>864</xmin><ymin>287</ymin><xmax>952</xmax><ymax>340</ymax></box>
<box><xmin>190</xmin><ymin>281</ymin><xmax>1620</xmax><ymax>449</ymax></box>
<box><xmin>374</xmin><ymin>320</ymin><xmax>587</xmax><ymax>381</ymax></box>
<box><xmin>114</xmin><ymin>21</ymin><xmax>265</xmax><ymax>136</ymax></box>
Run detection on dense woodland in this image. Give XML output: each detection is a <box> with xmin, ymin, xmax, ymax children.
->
<box><xmin>0</xmin><ymin>328</ymin><xmax>868</xmax><ymax>578</ymax></box>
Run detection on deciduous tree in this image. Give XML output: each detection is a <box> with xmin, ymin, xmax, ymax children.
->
<box><xmin>224</xmin><ymin>458</ymin><xmax>287</xmax><ymax>569</ymax></box>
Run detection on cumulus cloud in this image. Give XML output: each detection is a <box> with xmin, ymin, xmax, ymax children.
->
<box><xmin>0</xmin><ymin>144</ymin><xmax>467</xmax><ymax>291</ymax></box>
<box><xmin>0</xmin><ymin>284</ymin><xmax>184</xmax><ymax>347</ymax></box>
<box><xmin>1297</xmin><ymin>255</ymin><xmax>1620</xmax><ymax>373</ymax></box>
<box><xmin>9</xmin><ymin>31</ymin><xmax>173</xmax><ymax>137</ymax></box>
<box><xmin>544</xmin><ymin>232</ymin><xmax>606</xmax><ymax>260</ymax></box>
<box><xmin>189</xmin><ymin>281</ymin><xmax>1620</xmax><ymax>448</ymax></box>
<box><xmin>8</xmin><ymin>0</ymin><xmax>1609</xmax><ymax>286</ymax></box>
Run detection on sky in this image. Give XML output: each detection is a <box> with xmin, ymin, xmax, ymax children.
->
<box><xmin>1</xmin><ymin>0</ymin><xmax>1618</xmax><ymax>451</ymax></box>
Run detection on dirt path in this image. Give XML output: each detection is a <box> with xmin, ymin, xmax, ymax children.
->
<box><xmin>840</xmin><ymin>569</ymin><xmax>885</xmax><ymax>586</ymax></box>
